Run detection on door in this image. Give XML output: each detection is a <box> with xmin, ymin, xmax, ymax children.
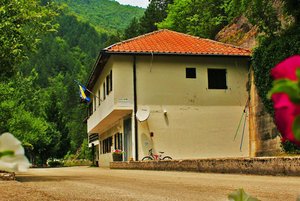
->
<box><xmin>123</xmin><ymin>117</ymin><xmax>132</xmax><ymax>161</ymax></box>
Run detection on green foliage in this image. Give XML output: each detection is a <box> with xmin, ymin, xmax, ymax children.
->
<box><xmin>0</xmin><ymin>151</ymin><xmax>14</xmax><ymax>158</ymax></box>
<box><xmin>0</xmin><ymin>72</ymin><xmax>61</xmax><ymax>165</ymax></box>
<box><xmin>63</xmin><ymin>159</ymin><xmax>92</xmax><ymax>167</ymax></box>
<box><xmin>247</xmin><ymin>0</ymin><xmax>280</xmax><ymax>35</ymax></box>
<box><xmin>157</xmin><ymin>0</ymin><xmax>227</xmax><ymax>38</ymax></box>
<box><xmin>124</xmin><ymin>0</ymin><xmax>173</xmax><ymax>39</ymax></box>
<box><xmin>124</xmin><ymin>17</ymin><xmax>140</xmax><ymax>39</ymax></box>
<box><xmin>268</xmin><ymin>78</ymin><xmax>300</xmax><ymax>104</ymax></box>
<box><xmin>293</xmin><ymin>116</ymin><xmax>300</xmax><ymax>141</ymax></box>
<box><xmin>55</xmin><ymin>0</ymin><xmax>144</xmax><ymax>32</ymax></box>
<box><xmin>283</xmin><ymin>0</ymin><xmax>300</xmax><ymax>23</ymax></box>
<box><xmin>78</xmin><ymin>138</ymin><xmax>92</xmax><ymax>160</ymax></box>
<box><xmin>0</xmin><ymin>0</ymin><xmax>58</xmax><ymax>78</ymax></box>
<box><xmin>252</xmin><ymin>24</ymin><xmax>300</xmax><ymax>114</ymax></box>
<box><xmin>48</xmin><ymin>160</ymin><xmax>63</xmax><ymax>167</ymax></box>
<box><xmin>228</xmin><ymin>188</ymin><xmax>260</xmax><ymax>201</ymax></box>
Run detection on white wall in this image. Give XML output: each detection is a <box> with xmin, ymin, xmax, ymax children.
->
<box><xmin>134</xmin><ymin>55</ymin><xmax>250</xmax><ymax>159</ymax></box>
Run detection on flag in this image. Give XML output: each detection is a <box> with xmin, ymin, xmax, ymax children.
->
<box><xmin>78</xmin><ymin>84</ymin><xmax>90</xmax><ymax>102</ymax></box>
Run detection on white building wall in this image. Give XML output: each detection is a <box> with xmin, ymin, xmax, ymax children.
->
<box><xmin>134</xmin><ymin>55</ymin><xmax>250</xmax><ymax>159</ymax></box>
<box><xmin>89</xmin><ymin>54</ymin><xmax>250</xmax><ymax>165</ymax></box>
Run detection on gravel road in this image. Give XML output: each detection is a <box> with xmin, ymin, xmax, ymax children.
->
<box><xmin>1</xmin><ymin>166</ymin><xmax>300</xmax><ymax>201</ymax></box>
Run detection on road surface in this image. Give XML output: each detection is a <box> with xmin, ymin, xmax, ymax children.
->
<box><xmin>1</xmin><ymin>166</ymin><xmax>300</xmax><ymax>200</ymax></box>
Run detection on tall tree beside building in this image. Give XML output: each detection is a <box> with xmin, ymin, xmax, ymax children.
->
<box><xmin>124</xmin><ymin>0</ymin><xmax>173</xmax><ymax>39</ymax></box>
<box><xmin>157</xmin><ymin>0</ymin><xmax>227</xmax><ymax>38</ymax></box>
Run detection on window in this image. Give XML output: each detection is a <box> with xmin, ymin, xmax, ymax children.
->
<box><xmin>109</xmin><ymin>70</ymin><xmax>113</xmax><ymax>92</ymax></box>
<box><xmin>114</xmin><ymin>133</ymin><xmax>122</xmax><ymax>150</ymax></box>
<box><xmin>100</xmin><ymin>141</ymin><xmax>102</xmax><ymax>154</ymax></box>
<box><xmin>186</xmin><ymin>68</ymin><xmax>196</xmax><ymax>79</ymax></box>
<box><xmin>102</xmin><ymin>136</ymin><xmax>112</xmax><ymax>154</ymax></box>
<box><xmin>103</xmin><ymin>82</ymin><xmax>106</xmax><ymax>100</ymax></box>
<box><xmin>98</xmin><ymin>89</ymin><xmax>100</xmax><ymax>106</ymax></box>
<box><xmin>106</xmin><ymin>75</ymin><xmax>109</xmax><ymax>95</ymax></box>
<box><xmin>88</xmin><ymin>102</ymin><xmax>93</xmax><ymax>116</ymax></box>
<box><xmin>106</xmin><ymin>70</ymin><xmax>113</xmax><ymax>95</ymax></box>
<box><xmin>93</xmin><ymin>95</ymin><xmax>96</xmax><ymax>111</ymax></box>
<box><xmin>207</xmin><ymin>69</ymin><xmax>227</xmax><ymax>89</ymax></box>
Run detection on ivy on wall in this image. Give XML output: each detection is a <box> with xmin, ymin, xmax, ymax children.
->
<box><xmin>252</xmin><ymin>24</ymin><xmax>300</xmax><ymax>115</ymax></box>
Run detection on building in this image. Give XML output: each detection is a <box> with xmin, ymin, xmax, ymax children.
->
<box><xmin>86</xmin><ymin>29</ymin><xmax>251</xmax><ymax>166</ymax></box>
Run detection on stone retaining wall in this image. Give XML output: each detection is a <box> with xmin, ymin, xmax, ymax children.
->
<box><xmin>110</xmin><ymin>157</ymin><xmax>300</xmax><ymax>176</ymax></box>
<box><xmin>0</xmin><ymin>171</ymin><xmax>15</xmax><ymax>180</ymax></box>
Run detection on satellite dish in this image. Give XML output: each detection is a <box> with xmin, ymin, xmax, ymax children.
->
<box><xmin>136</xmin><ymin>107</ymin><xmax>150</xmax><ymax>122</ymax></box>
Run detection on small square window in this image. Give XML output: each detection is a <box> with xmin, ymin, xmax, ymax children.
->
<box><xmin>207</xmin><ymin>69</ymin><xmax>227</xmax><ymax>89</ymax></box>
<box><xmin>186</xmin><ymin>68</ymin><xmax>196</xmax><ymax>79</ymax></box>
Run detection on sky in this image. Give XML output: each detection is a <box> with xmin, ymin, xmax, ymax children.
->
<box><xmin>115</xmin><ymin>0</ymin><xmax>149</xmax><ymax>8</ymax></box>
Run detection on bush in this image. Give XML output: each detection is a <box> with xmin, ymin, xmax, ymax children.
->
<box><xmin>47</xmin><ymin>160</ymin><xmax>63</xmax><ymax>167</ymax></box>
<box><xmin>63</xmin><ymin>159</ymin><xmax>92</xmax><ymax>167</ymax></box>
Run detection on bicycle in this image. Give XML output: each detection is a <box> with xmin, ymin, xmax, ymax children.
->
<box><xmin>142</xmin><ymin>149</ymin><xmax>172</xmax><ymax>161</ymax></box>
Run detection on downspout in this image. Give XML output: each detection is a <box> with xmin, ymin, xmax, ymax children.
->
<box><xmin>133</xmin><ymin>55</ymin><xmax>139</xmax><ymax>161</ymax></box>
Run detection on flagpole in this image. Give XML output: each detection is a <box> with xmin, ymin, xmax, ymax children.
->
<box><xmin>74</xmin><ymin>80</ymin><xmax>101</xmax><ymax>100</ymax></box>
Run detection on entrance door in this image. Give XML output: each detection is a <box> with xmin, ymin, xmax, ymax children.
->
<box><xmin>123</xmin><ymin>117</ymin><xmax>132</xmax><ymax>161</ymax></box>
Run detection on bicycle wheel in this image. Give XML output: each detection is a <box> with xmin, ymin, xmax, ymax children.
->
<box><xmin>142</xmin><ymin>156</ymin><xmax>153</xmax><ymax>161</ymax></box>
<box><xmin>162</xmin><ymin>156</ymin><xmax>172</xmax><ymax>160</ymax></box>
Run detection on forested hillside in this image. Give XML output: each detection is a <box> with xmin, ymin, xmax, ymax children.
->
<box><xmin>55</xmin><ymin>0</ymin><xmax>144</xmax><ymax>32</ymax></box>
<box><xmin>0</xmin><ymin>0</ymin><xmax>144</xmax><ymax>165</ymax></box>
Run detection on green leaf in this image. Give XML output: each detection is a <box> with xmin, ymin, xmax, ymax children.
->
<box><xmin>228</xmin><ymin>189</ymin><xmax>260</xmax><ymax>201</ymax></box>
<box><xmin>0</xmin><ymin>150</ymin><xmax>14</xmax><ymax>158</ymax></box>
<box><xmin>292</xmin><ymin>116</ymin><xmax>300</xmax><ymax>141</ymax></box>
<box><xmin>296</xmin><ymin>68</ymin><xmax>300</xmax><ymax>81</ymax></box>
<box><xmin>268</xmin><ymin>79</ymin><xmax>300</xmax><ymax>103</ymax></box>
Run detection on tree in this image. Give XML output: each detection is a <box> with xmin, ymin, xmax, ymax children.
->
<box><xmin>283</xmin><ymin>0</ymin><xmax>300</xmax><ymax>23</ymax></box>
<box><xmin>0</xmin><ymin>0</ymin><xmax>57</xmax><ymax>78</ymax></box>
<box><xmin>124</xmin><ymin>17</ymin><xmax>140</xmax><ymax>39</ymax></box>
<box><xmin>124</xmin><ymin>0</ymin><xmax>173</xmax><ymax>39</ymax></box>
<box><xmin>0</xmin><ymin>71</ymin><xmax>61</xmax><ymax>165</ymax></box>
<box><xmin>157</xmin><ymin>0</ymin><xmax>227</xmax><ymax>38</ymax></box>
<box><xmin>139</xmin><ymin>0</ymin><xmax>173</xmax><ymax>34</ymax></box>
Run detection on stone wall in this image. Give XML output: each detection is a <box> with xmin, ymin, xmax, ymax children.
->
<box><xmin>249</xmin><ymin>70</ymin><xmax>282</xmax><ymax>156</ymax></box>
<box><xmin>111</xmin><ymin>157</ymin><xmax>300</xmax><ymax>176</ymax></box>
<box><xmin>0</xmin><ymin>171</ymin><xmax>15</xmax><ymax>181</ymax></box>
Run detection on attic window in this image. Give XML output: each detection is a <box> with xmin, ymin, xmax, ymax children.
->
<box><xmin>207</xmin><ymin>69</ymin><xmax>228</xmax><ymax>89</ymax></box>
<box><xmin>186</xmin><ymin>68</ymin><xmax>196</xmax><ymax>79</ymax></box>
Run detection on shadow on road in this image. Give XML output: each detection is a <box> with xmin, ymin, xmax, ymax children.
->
<box><xmin>17</xmin><ymin>175</ymin><xmax>84</xmax><ymax>183</ymax></box>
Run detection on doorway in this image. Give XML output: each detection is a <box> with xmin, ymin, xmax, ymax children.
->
<box><xmin>123</xmin><ymin>117</ymin><xmax>132</xmax><ymax>161</ymax></box>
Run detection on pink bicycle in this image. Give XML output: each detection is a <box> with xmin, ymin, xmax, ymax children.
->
<box><xmin>142</xmin><ymin>149</ymin><xmax>172</xmax><ymax>161</ymax></box>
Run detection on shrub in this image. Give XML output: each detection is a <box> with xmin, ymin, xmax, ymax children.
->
<box><xmin>47</xmin><ymin>160</ymin><xmax>63</xmax><ymax>167</ymax></box>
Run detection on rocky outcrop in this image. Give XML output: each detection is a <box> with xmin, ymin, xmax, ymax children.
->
<box><xmin>215</xmin><ymin>16</ymin><xmax>258</xmax><ymax>49</ymax></box>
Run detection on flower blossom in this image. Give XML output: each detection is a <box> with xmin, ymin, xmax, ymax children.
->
<box><xmin>0</xmin><ymin>133</ymin><xmax>30</xmax><ymax>172</ymax></box>
<box><xmin>270</xmin><ymin>55</ymin><xmax>300</xmax><ymax>146</ymax></box>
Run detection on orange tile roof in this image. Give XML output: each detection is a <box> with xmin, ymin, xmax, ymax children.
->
<box><xmin>105</xmin><ymin>29</ymin><xmax>251</xmax><ymax>56</ymax></box>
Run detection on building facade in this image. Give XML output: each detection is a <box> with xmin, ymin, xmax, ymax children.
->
<box><xmin>86</xmin><ymin>30</ymin><xmax>251</xmax><ymax>166</ymax></box>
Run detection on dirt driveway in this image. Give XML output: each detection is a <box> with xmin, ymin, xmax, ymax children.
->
<box><xmin>1</xmin><ymin>166</ymin><xmax>300</xmax><ymax>201</ymax></box>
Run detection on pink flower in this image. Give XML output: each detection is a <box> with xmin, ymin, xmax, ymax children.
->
<box><xmin>271</xmin><ymin>55</ymin><xmax>300</xmax><ymax>146</ymax></box>
<box><xmin>271</xmin><ymin>55</ymin><xmax>300</xmax><ymax>80</ymax></box>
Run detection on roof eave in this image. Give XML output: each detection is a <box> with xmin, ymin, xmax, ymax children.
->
<box><xmin>104</xmin><ymin>50</ymin><xmax>251</xmax><ymax>57</ymax></box>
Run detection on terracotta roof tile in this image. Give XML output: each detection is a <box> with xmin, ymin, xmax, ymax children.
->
<box><xmin>105</xmin><ymin>29</ymin><xmax>251</xmax><ymax>56</ymax></box>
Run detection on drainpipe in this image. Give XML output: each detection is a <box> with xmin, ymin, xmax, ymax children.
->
<box><xmin>133</xmin><ymin>56</ymin><xmax>139</xmax><ymax>161</ymax></box>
